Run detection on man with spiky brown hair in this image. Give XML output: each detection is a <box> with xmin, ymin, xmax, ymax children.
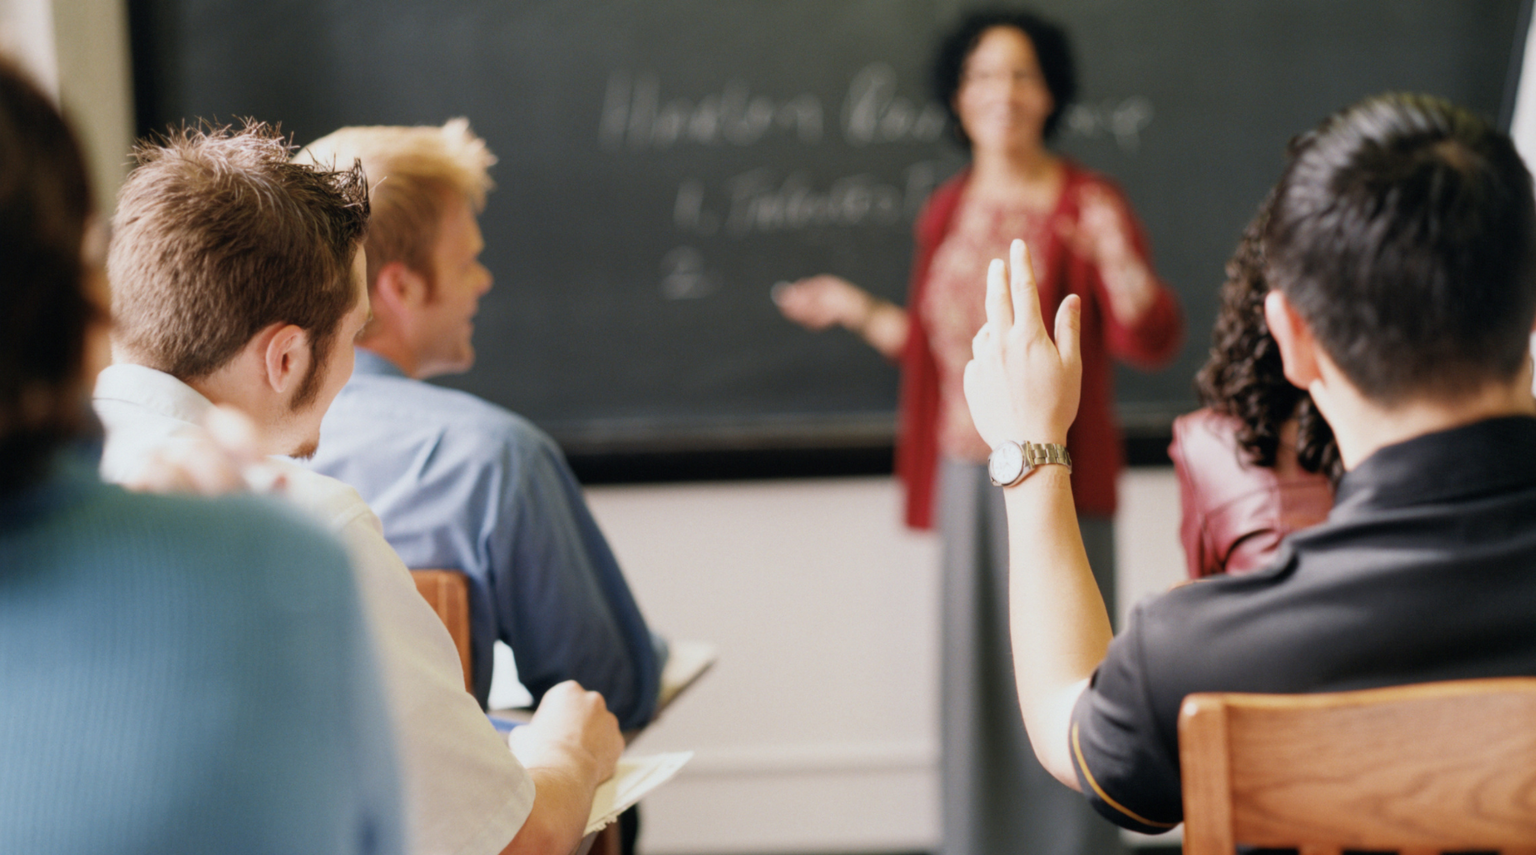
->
<box><xmin>96</xmin><ymin>122</ymin><xmax>623</xmax><ymax>855</ymax></box>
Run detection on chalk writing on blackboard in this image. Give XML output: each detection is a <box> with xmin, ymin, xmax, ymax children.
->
<box><xmin>601</xmin><ymin>63</ymin><xmax>946</xmax><ymax>152</ymax></box>
<box><xmin>660</xmin><ymin>246</ymin><xmax>717</xmax><ymax>300</ymax></box>
<box><xmin>601</xmin><ymin>72</ymin><xmax>824</xmax><ymax>150</ymax></box>
<box><xmin>673</xmin><ymin>163</ymin><xmax>944</xmax><ymax>238</ymax></box>
<box><xmin>1063</xmin><ymin>97</ymin><xmax>1155</xmax><ymax>154</ymax></box>
<box><xmin>842</xmin><ymin>63</ymin><xmax>947</xmax><ymax>145</ymax></box>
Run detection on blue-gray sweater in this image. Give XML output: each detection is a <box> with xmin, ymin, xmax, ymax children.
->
<box><xmin>0</xmin><ymin>451</ymin><xmax>402</xmax><ymax>854</ymax></box>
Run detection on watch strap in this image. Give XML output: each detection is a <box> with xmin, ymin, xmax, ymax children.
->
<box><xmin>1021</xmin><ymin>440</ymin><xmax>1072</xmax><ymax>473</ymax></box>
<box><xmin>994</xmin><ymin>440</ymin><xmax>1072</xmax><ymax>487</ymax></box>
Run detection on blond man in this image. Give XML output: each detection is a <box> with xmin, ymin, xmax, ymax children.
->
<box><xmin>297</xmin><ymin>121</ymin><xmax>664</xmax><ymax>732</ymax></box>
<box><xmin>95</xmin><ymin>123</ymin><xmax>623</xmax><ymax>855</ymax></box>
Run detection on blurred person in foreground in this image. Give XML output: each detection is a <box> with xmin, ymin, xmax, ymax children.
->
<box><xmin>963</xmin><ymin>92</ymin><xmax>1536</xmax><ymax>832</ymax></box>
<box><xmin>93</xmin><ymin>121</ymin><xmax>622</xmax><ymax>855</ymax></box>
<box><xmin>0</xmin><ymin>57</ymin><xmax>402</xmax><ymax>854</ymax></box>
<box><xmin>296</xmin><ymin>121</ymin><xmax>664</xmax><ymax>733</ymax></box>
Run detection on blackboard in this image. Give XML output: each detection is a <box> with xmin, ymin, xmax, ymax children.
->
<box><xmin>129</xmin><ymin>0</ymin><xmax>1527</xmax><ymax>458</ymax></box>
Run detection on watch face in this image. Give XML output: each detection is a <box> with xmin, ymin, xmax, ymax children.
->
<box><xmin>989</xmin><ymin>441</ymin><xmax>1025</xmax><ymax>486</ymax></box>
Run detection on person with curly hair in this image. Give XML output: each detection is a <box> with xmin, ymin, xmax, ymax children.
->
<box><xmin>1169</xmin><ymin>202</ymin><xmax>1337</xmax><ymax>578</ymax></box>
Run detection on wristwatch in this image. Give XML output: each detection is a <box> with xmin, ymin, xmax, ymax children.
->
<box><xmin>988</xmin><ymin>440</ymin><xmax>1072</xmax><ymax>487</ymax></box>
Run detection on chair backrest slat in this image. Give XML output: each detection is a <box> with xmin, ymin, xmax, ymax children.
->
<box><xmin>410</xmin><ymin>569</ymin><xmax>473</xmax><ymax>695</ymax></box>
<box><xmin>1180</xmin><ymin>678</ymin><xmax>1536</xmax><ymax>854</ymax></box>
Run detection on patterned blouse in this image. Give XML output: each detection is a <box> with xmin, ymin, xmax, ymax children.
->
<box><xmin>922</xmin><ymin>191</ymin><xmax>1060</xmax><ymax>462</ymax></box>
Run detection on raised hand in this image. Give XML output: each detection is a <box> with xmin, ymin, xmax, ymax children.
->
<box><xmin>963</xmin><ymin>239</ymin><xmax>1082</xmax><ymax>450</ymax></box>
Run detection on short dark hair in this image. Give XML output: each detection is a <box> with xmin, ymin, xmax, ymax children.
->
<box><xmin>1197</xmin><ymin>198</ymin><xmax>1339</xmax><ymax>478</ymax></box>
<box><xmin>109</xmin><ymin>122</ymin><xmax>370</xmax><ymax>408</ymax></box>
<box><xmin>0</xmin><ymin>57</ymin><xmax>96</xmax><ymax>493</ymax></box>
<box><xmin>932</xmin><ymin>8</ymin><xmax>1076</xmax><ymax>146</ymax></box>
<box><xmin>1265</xmin><ymin>93</ymin><xmax>1536</xmax><ymax>405</ymax></box>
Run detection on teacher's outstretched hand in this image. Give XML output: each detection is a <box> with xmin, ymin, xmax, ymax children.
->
<box><xmin>964</xmin><ymin>238</ymin><xmax>1083</xmax><ymax>451</ymax></box>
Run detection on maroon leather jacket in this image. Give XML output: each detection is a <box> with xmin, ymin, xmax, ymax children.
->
<box><xmin>1169</xmin><ymin>408</ymin><xmax>1334</xmax><ymax>578</ymax></box>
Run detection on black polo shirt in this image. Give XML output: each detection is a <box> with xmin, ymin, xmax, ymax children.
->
<box><xmin>1069</xmin><ymin>416</ymin><xmax>1536</xmax><ymax>833</ymax></box>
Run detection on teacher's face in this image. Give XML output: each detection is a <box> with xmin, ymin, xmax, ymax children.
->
<box><xmin>954</xmin><ymin>26</ymin><xmax>1053</xmax><ymax>155</ymax></box>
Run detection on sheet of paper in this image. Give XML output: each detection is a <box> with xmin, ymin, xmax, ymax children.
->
<box><xmin>658</xmin><ymin>639</ymin><xmax>717</xmax><ymax>711</ymax></box>
<box><xmin>585</xmin><ymin>751</ymin><xmax>693</xmax><ymax>835</ymax></box>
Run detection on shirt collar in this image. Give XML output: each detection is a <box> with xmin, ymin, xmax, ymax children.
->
<box><xmin>92</xmin><ymin>363</ymin><xmax>215</xmax><ymax>425</ymax></box>
<box><xmin>1331</xmin><ymin>415</ymin><xmax>1536</xmax><ymax>520</ymax></box>
<box><xmin>351</xmin><ymin>348</ymin><xmax>409</xmax><ymax>380</ymax></box>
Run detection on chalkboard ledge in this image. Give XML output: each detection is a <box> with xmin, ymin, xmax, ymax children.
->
<box><xmin>565</xmin><ymin>425</ymin><xmax>1174</xmax><ymax>485</ymax></box>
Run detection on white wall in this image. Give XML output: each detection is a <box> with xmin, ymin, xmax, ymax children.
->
<box><xmin>50</xmin><ymin>0</ymin><xmax>134</xmax><ymax>215</ymax></box>
<box><xmin>1511</xmin><ymin>8</ymin><xmax>1536</xmax><ymax>388</ymax></box>
<box><xmin>591</xmin><ymin>476</ymin><xmax>942</xmax><ymax>853</ymax></box>
<box><xmin>0</xmin><ymin>0</ymin><xmax>57</xmax><ymax>95</ymax></box>
<box><xmin>0</xmin><ymin>0</ymin><xmax>134</xmax><ymax>215</ymax></box>
<box><xmin>590</xmin><ymin>469</ymin><xmax>1184</xmax><ymax>854</ymax></box>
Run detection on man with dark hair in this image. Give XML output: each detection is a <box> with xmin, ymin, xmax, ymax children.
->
<box><xmin>95</xmin><ymin>122</ymin><xmax>624</xmax><ymax>855</ymax></box>
<box><xmin>962</xmin><ymin>92</ymin><xmax>1536</xmax><ymax>832</ymax></box>
<box><xmin>294</xmin><ymin>122</ymin><xmax>664</xmax><ymax>730</ymax></box>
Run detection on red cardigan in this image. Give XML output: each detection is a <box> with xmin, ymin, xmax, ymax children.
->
<box><xmin>896</xmin><ymin>164</ymin><xmax>1184</xmax><ymax>529</ymax></box>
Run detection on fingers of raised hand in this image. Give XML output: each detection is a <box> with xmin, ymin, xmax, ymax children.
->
<box><xmin>1010</xmin><ymin>239</ymin><xmax>1046</xmax><ymax>333</ymax></box>
<box><xmin>1054</xmin><ymin>294</ymin><xmax>1084</xmax><ymax>374</ymax></box>
<box><xmin>971</xmin><ymin>322</ymin><xmax>994</xmax><ymax>360</ymax></box>
<box><xmin>962</xmin><ymin>355</ymin><xmax>1002</xmax><ymax>449</ymax></box>
<box><xmin>984</xmin><ymin>257</ymin><xmax>1012</xmax><ymax>331</ymax></box>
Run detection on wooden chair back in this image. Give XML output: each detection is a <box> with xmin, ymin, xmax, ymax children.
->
<box><xmin>1179</xmin><ymin>677</ymin><xmax>1536</xmax><ymax>855</ymax></box>
<box><xmin>410</xmin><ymin>569</ymin><xmax>473</xmax><ymax>694</ymax></box>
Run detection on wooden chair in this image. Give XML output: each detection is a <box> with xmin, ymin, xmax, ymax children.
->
<box><xmin>410</xmin><ymin>569</ymin><xmax>474</xmax><ymax>694</ymax></box>
<box><xmin>1178</xmin><ymin>677</ymin><xmax>1536</xmax><ymax>855</ymax></box>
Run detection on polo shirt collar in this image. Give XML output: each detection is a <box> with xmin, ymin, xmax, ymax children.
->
<box><xmin>352</xmin><ymin>348</ymin><xmax>409</xmax><ymax>380</ymax></box>
<box><xmin>1331</xmin><ymin>415</ymin><xmax>1536</xmax><ymax>520</ymax></box>
<box><xmin>93</xmin><ymin>363</ymin><xmax>214</xmax><ymax>425</ymax></box>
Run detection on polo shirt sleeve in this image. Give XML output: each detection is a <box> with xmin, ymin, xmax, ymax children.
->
<box><xmin>329</xmin><ymin>490</ymin><xmax>534</xmax><ymax>855</ymax></box>
<box><xmin>1068</xmin><ymin>610</ymin><xmax>1184</xmax><ymax>834</ymax></box>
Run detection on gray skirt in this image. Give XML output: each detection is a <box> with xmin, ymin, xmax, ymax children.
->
<box><xmin>938</xmin><ymin>460</ymin><xmax>1126</xmax><ymax>855</ymax></box>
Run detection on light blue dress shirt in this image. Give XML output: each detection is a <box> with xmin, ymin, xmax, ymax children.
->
<box><xmin>306</xmin><ymin>350</ymin><xmax>661</xmax><ymax>729</ymax></box>
<box><xmin>0</xmin><ymin>450</ymin><xmax>402</xmax><ymax>855</ymax></box>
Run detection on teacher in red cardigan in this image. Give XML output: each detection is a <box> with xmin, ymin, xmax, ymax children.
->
<box><xmin>774</xmin><ymin>10</ymin><xmax>1182</xmax><ymax>855</ymax></box>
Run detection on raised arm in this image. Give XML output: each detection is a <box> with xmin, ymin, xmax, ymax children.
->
<box><xmin>962</xmin><ymin>239</ymin><xmax>1114</xmax><ymax>789</ymax></box>
<box><xmin>504</xmin><ymin>681</ymin><xmax>624</xmax><ymax>855</ymax></box>
<box><xmin>773</xmin><ymin>274</ymin><xmax>909</xmax><ymax>360</ymax></box>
